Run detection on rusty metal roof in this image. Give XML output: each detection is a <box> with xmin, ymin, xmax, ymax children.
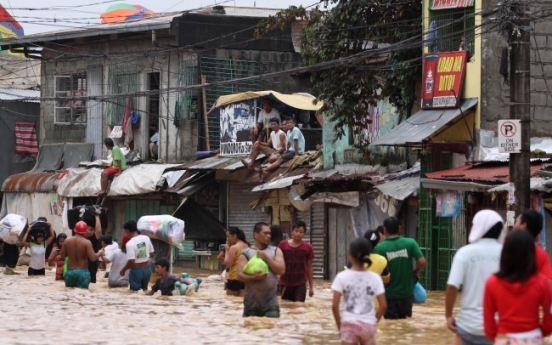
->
<box><xmin>2</xmin><ymin>172</ymin><xmax>61</xmax><ymax>193</ymax></box>
<box><xmin>425</xmin><ymin>162</ymin><xmax>544</xmax><ymax>183</ymax></box>
<box><xmin>183</xmin><ymin>154</ymin><xmax>266</xmax><ymax>171</ymax></box>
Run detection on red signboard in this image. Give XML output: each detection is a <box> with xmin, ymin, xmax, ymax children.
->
<box><xmin>421</xmin><ymin>51</ymin><xmax>468</xmax><ymax>109</ymax></box>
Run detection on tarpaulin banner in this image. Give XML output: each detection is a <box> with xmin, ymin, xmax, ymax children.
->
<box><xmin>219</xmin><ymin>99</ymin><xmax>256</xmax><ymax>156</ymax></box>
<box><xmin>421</xmin><ymin>51</ymin><xmax>468</xmax><ymax>109</ymax></box>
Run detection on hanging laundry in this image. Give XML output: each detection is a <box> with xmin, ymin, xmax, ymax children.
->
<box><xmin>425</xmin><ymin>20</ymin><xmax>438</xmax><ymax>48</ymax></box>
<box><xmin>14</xmin><ymin>122</ymin><xmax>39</xmax><ymax>155</ymax></box>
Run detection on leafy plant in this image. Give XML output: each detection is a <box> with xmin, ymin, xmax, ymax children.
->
<box><xmin>255</xmin><ymin>0</ymin><xmax>422</xmax><ymax>150</ymax></box>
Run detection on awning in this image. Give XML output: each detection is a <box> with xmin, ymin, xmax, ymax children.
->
<box><xmin>369</xmin><ymin>98</ymin><xmax>478</xmax><ymax>147</ymax></box>
<box><xmin>252</xmin><ymin>174</ymin><xmax>306</xmax><ymax>192</ymax></box>
<box><xmin>172</xmin><ymin>198</ymin><xmax>226</xmax><ymax>242</ymax></box>
<box><xmin>211</xmin><ymin>90</ymin><xmax>323</xmax><ymax>112</ymax></box>
<box><xmin>374</xmin><ymin>176</ymin><xmax>420</xmax><ymax>200</ymax></box>
<box><xmin>421</xmin><ymin>178</ymin><xmax>494</xmax><ymax>192</ymax></box>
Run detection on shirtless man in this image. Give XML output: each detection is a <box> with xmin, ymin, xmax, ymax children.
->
<box><xmin>60</xmin><ymin>220</ymin><xmax>103</xmax><ymax>289</ymax></box>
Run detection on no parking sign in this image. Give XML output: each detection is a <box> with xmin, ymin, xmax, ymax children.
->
<box><xmin>498</xmin><ymin>119</ymin><xmax>521</xmax><ymax>153</ymax></box>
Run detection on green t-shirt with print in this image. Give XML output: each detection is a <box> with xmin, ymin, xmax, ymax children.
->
<box><xmin>375</xmin><ymin>236</ymin><xmax>423</xmax><ymax>299</ymax></box>
<box><xmin>111</xmin><ymin>145</ymin><xmax>127</xmax><ymax>170</ymax></box>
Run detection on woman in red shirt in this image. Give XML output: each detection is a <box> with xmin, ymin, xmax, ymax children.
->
<box><xmin>484</xmin><ymin>230</ymin><xmax>552</xmax><ymax>345</ymax></box>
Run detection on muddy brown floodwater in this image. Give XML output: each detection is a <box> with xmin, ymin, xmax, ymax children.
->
<box><xmin>1</xmin><ymin>266</ymin><xmax>550</xmax><ymax>345</ymax></box>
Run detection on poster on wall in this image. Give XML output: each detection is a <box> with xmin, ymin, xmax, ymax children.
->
<box><xmin>219</xmin><ymin>100</ymin><xmax>256</xmax><ymax>156</ymax></box>
<box><xmin>421</xmin><ymin>51</ymin><xmax>468</xmax><ymax>109</ymax></box>
<box><xmin>435</xmin><ymin>191</ymin><xmax>461</xmax><ymax>217</ymax></box>
<box><xmin>350</xmin><ymin>192</ymin><xmax>403</xmax><ymax>238</ymax></box>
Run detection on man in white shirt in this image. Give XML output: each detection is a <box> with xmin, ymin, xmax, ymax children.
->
<box><xmin>100</xmin><ymin>236</ymin><xmax>119</xmax><ymax>278</ymax></box>
<box><xmin>101</xmin><ymin>235</ymin><xmax>129</xmax><ymax>288</ymax></box>
<box><xmin>119</xmin><ymin>220</ymin><xmax>155</xmax><ymax>291</ymax></box>
<box><xmin>242</xmin><ymin>117</ymin><xmax>286</xmax><ymax>170</ymax></box>
<box><xmin>250</xmin><ymin>100</ymin><xmax>280</xmax><ymax>143</ymax></box>
<box><xmin>260</xmin><ymin>117</ymin><xmax>305</xmax><ymax>178</ymax></box>
<box><xmin>445</xmin><ymin>210</ymin><xmax>504</xmax><ymax>345</ymax></box>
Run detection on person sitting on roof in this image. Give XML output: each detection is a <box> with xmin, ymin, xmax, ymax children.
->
<box><xmin>258</xmin><ymin>117</ymin><xmax>305</xmax><ymax>178</ymax></box>
<box><xmin>250</xmin><ymin>99</ymin><xmax>280</xmax><ymax>144</ymax></box>
<box><xmin>242</xmin><ymin>117</ymin><xmax>286</xmax><ymax>170</ymax></box>
<box><xmin>97</xmin><ymin>138</ymin><xmax>127</xmax><ymax>196</ymax></box>
<box><xmin>149</xmin><ymin>127</ymin><xmax>159</xmax><ymax>161</ymax></box>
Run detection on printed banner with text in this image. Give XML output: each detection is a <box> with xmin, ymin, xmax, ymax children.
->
<box><xmin>421</xmin><ymin>51</ymin><xmax>468</xmax><ymax>109</ymax></box>
<box><xmin>219</xmin><ymin>100</ymin><xmax>256</xmax><ymax>156</ymax></box>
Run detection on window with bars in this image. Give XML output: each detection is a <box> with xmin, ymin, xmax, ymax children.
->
<box><xmin>54</xmin><ymin>75</ymin><xmax>87</xmax><ymax>124</ymax></box>
<box><xmin>428</xmin><ymin>7</ymin><xmax>475</xmax><ymax>56</ymax></box>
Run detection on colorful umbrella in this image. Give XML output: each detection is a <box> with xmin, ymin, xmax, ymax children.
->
<box><xmin>0</xmin><ymin>5</ymin><xmax>24</xmax><ymax>55</ymax></box>
<box><xmin>100</xmin><ymin>3</ymin><xmax>157</xmax><ymax>24</ymax></box>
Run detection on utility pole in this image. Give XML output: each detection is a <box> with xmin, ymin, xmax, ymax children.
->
<box><xmin>509</xmin><ymin>2</ymin><xmax>531</xmax><ymax>215</ymax></box>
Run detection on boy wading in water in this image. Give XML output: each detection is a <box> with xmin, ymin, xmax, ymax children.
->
<box><xmin>278</xmin><ymin>221</ymin><xmax>315</xmax><ymax>301</ymax></box>
<box><xmin>146</xmin><ymin>258</ymin><xmax>199</xmax><ymax>296</ymax></box>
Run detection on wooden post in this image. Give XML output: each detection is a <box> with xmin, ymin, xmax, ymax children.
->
<box><xmin>201</xmin><ymin>75</ymin><xmax>210</xmax><ymax>151</ymax></box>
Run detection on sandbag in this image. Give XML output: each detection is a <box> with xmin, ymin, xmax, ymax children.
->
<box><xmin>242</xmin><ymin>255</ymin><xmax>269</xmax><ymax>275</ymax></box>
<box><xmin>137</xmin><ymin>215</ymin><xmax>185</xmax><ymax>249</ymax></box>
<box><xmin>0</xmin><ymin>214</ymin><xmax>27</xmax><ymax>245</ymax></box>
<box><xmin>67</xmin><ymin>205</ymin><xmax>108</xmax><ymax>231</ymax></box>
<box><xmin>413</xmin><ymin>281</ymin><xmax>427</xmax><ymax>304</ymax></box>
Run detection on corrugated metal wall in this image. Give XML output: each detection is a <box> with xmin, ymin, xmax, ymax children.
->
<box><xmin>86</xmin><ymin>65</ymin><xmax>103</xmax><ymax>160</ymax></box>
<box><xmin>227</xmin><ymin>183</ymin><xmax>268</xmax><ymax>244</ymax></box>
<box><xmin>310</xmin><ymin>203</ymin><xmax>326</xmax><ymax>279</ymax></box>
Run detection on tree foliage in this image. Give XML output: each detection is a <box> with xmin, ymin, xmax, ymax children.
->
<box><xmin>256</xmin><ymin>0</ymin><xmax>422</xmax><ymax>147</ymax></box>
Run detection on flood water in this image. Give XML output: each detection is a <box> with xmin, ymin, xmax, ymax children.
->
<box><xmin>0</xmin><ymin>265</ymin><xmax>549</xmax><ymax>345</ymax></box>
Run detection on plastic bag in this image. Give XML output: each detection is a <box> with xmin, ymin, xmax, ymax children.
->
<box><xmin>0</xmin><ymin>214</ymin><xmax>26</xmax><ymax>245</ymax></box>
<box><xmin>137</xmin><ymin>215</ymin><xmax>185</xmax><ymax>249</ymax></box>
<box><xmin>413</xmin><ymin>282</ymin><xmax>427</xmax><ymax>304</ymax></box>
<box><xmin>63</xmin><ymin>257</ymin><xmax>69</xmax><ymax>277</ymax></box>
<box><xmin>242</xmin><ymin>255</ymin><xmax>269</xmax><ymax>275</ymax></box>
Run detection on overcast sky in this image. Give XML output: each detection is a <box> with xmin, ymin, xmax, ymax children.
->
<box><xmin>9</xmin><ymin>0</ymin><xmax>318</xmax><ymax>36</ymax></box>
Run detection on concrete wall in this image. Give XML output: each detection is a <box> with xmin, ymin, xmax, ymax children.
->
<box><xmin>481</xmin><ymin>0</ymin><xmax>552</xmax><ymax>135</ymax></box>
<box><xmin>40</xmin><ymin>30</ymin><xmax>199</xmax><ymax>163</ymax></box>
<box><xmin>213</xmin><ymin>49</ymin><xmax>313</xmax><ymax>94</ymax></box>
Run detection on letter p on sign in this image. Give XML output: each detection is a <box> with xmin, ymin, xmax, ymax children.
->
<box><xmin>498</xmin><ymin>119</ymin><xmax>521</xmax><ymax>153</ymax></box>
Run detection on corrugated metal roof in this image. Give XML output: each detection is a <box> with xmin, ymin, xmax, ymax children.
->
<box><xmin>2</xmin><ymin>172</ymin><xmax>61</xmax><ymax>193</ymax></box>
<box><xmin>374</xmin><ymin>176</ymin><xmax>420</xmax><ymax>200</ymax></box>
<box><xmin>487</xmin><ymin>177</ymin><xmax>552</xmax><ymax>193</ymax></box>
<box><xmin>193</xmin><ymin>6</ymin><xmax>283</xmax><ymax>17</ymax></box>
<box><xmin>0</xmin><ymin>88</ymin><xmax>40</xmax><ymax>103</ymax></box>
<box><xmin>426</xmin><ymin>162</ymin><xmax>544</xmax><ymax>183</ymax></box>
<box><xmin>0</xmin><ymin>13</ymin><xmax>181</xmax><ymax>46</ymax></box>
<box><xmin>184</xmin><ymin>155</ymin><xmax>261</xmax><ymax>171</ymax></box>
<box><xmin>369</xmin><ymin>98</ymin><xmax>478</xmax><ymax>147</ymax></box>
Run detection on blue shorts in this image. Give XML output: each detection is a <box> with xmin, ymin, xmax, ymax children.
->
<box><xmin>65</xmin><ymin>269</ymin><xmax>91</xmax><ymax>289</ymax></box>
<box><xmin>129</xmin><ymin>266</ymin><xmax>152</xmax><ymax>291</ymax></box>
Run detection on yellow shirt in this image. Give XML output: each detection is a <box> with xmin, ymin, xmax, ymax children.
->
<box><xmin>367</xmin><ymin>253</ymin><xmax>390</xmax><ymax>280</ymax></box>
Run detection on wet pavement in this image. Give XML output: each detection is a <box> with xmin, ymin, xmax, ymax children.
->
<box><xmin>0</xmin><ymin>265</ymin><xmax>547</xmax><ymax>345</ymax></box>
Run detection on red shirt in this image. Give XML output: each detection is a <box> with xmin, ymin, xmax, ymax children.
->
<box><xmin>484</xmin><ymin>273</ymin><xmax>552</xmax><ymax>341</ymax></box>
<box><xmin>536</xmin><ymin>245</ymin><xmax>552</xmax><ymax>279</ymax></box>
<box><xmin>278</xmin><ymin>240</ymin><xmax>314</xmax><ymax>286</ymax></box>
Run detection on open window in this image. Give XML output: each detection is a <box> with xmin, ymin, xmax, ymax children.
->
<box><xmin>54</xmin><ymin>75</ymin><xmax>87</xmax><ymax>124</ymax></box>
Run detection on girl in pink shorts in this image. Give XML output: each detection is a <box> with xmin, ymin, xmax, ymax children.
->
<box><xmin>332</xmin><ymin>238</ymin><xmax>387</xmax><ymax>345</ymax></box>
